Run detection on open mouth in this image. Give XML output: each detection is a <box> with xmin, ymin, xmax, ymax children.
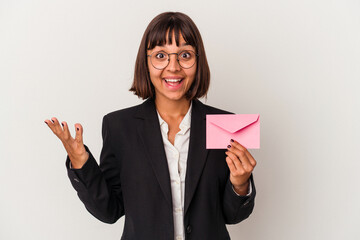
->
<box><xmin>163</xmin><ymin>78</ymin><xmax>184</xmax><ymax>86</ymax></box>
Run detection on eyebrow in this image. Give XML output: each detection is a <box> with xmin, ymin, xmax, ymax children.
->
<box><xmin>148</xmin><ymin>42</ymin><xmax>193</xmax><ymax>52</ymax></box>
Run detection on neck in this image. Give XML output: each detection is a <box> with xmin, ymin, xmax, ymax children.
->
<box><xmin>155</xmin><ymin>97</ymin><xmax>191</xmax><ymax>119</ymax></box>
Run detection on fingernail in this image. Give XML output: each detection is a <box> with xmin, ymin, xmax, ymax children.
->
<box><xmin>77</xmin><ymin>127</ymin><xmax>79</xmax><ymax>131</ymax></box>
<box><xmin>61</xmin><ymin>123</ymin><xmax>64</xmax><ymax>127</ymax></box>
<box><xmin>51</xmin><ymin>119</ymin><xmax>54</xmax><ymax>123</ymax></box>
<box><xmin>227</xmin><ymin>145</ymin><xmax>231</xmax><ymax>148</ymax></box>
<box><xmin>44</xmin><ymin>121</ymin><xmax>48</xmax><ymax>125</ymax></box>
<box><xmin>230</xmin><ymin>139</ymin><xmax>234</xmax><ymax>142</ymax></box>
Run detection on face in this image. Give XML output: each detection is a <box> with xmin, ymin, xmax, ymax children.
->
<box><xmin>147</xmin><ymin>31</ymin><xmax>197</xmax><ymax>104</ymax></box>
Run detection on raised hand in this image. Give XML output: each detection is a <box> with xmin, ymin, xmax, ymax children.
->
<box><xmin>44</xmin><ymin>117</ymin><xmax>89</xmax><ymax>169</ymax></box>
<box><xmin>225</xmin><ymin>139</ymin><xmax>257</xmax><ymax>195</ymax></box>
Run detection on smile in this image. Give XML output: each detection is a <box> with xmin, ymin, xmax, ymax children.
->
<box><xmin>164</xmin><ymin>78</ymin><xmax>183</xmax><ymax>83</ymax></box>
<box><xmin>162</xmin><ymin>78</ymin><xmax>184</xmax><ymax>89</ymax></box>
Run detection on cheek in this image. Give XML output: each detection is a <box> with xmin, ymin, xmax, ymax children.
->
<box><xmin>148</xmin><ymin>69</ymin><xmax>163</xmax><ymax>87</ymax></box>
<box><xmin>186</xmin><ymin>66</ymin><xmax>197</xmax><ymax>82</ymax></box>
<box><xmin>147</xmin><ymin>64</ymin><xmax>159</xmax><ymax>78</ymax></box>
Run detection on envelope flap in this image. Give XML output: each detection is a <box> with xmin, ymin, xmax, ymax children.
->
<box><xmin>208</xmin><ymin>114</ymin><xmax>259</xmax><ymax>133</ymax></box>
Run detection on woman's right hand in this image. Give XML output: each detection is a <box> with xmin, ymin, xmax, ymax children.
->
<box><xmin>45</xmin><ymin>117</ymin><xmax>89</xmax><ymax>169</ymax></box>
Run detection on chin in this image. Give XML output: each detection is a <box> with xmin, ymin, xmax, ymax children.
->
<box><xmin>166</xmin><ymin>94</ymin><xmax>187</xmax><ymax>102</ymax></box>
<box><xmin>157</xmin><ymin>92</ymin><xmax>188</xmax><ymax>102</ymax></box>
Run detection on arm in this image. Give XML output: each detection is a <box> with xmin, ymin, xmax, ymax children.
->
<box><xmin>222</xmin><ymin>139</ymin><xmax>257</xmax><ymax>224</ymax></box>
<box><xmin>67</xmin><ymin>115</ymin><xmax>124</xmax><ymax>223</ymax></box>
<box><xmin>222</xmin><ymin>174</ymin><xmax>256</xmax><ymax>224</ymax></box>
<box><xmin>45</xmin><ymin>116</ymin><xmax>124</xmax><ymax>224</ymax></box>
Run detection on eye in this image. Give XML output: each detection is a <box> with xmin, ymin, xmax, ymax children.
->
<box><xmin>155</xmin><ymin>52</ymin><xmax>166</xmax><ymax>59</ymax></box>
<box><xmin>180</xmin><ymin>51</ymin><xmax>192</xmax><ymax>59</ymax></box>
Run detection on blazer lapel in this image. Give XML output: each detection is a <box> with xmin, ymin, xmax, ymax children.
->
<box><xmin>184</xmin><ymin>99</ymin><xmax>209</xmax><ymax>215</ymax></box>
<box><xmin>134</xmin><ymin>99</ymin><xmax>173</xmax><ymax>210</ymax></box>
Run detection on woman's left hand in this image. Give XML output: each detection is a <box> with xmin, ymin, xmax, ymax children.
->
<box><xmin>225</xmin><ymin>139</ymin><xmax>257</xmax><ymax>195</ymax></box>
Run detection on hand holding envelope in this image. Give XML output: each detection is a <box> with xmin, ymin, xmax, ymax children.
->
<box><xmin>206</xmin><ymin>114</ymin><xmax>259</xmax><ymax>195</ymax></box>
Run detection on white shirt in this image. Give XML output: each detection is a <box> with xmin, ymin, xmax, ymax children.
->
<box><xmin>157</xmin><ymin>104</ymin><xmax>192</xmax><ymax>240</ymax></box>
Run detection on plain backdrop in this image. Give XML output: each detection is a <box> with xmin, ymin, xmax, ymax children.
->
<box><xmin>1</xmin><ymin>0</ymin><xmax>359</xmax><ymax>239</ymax></box>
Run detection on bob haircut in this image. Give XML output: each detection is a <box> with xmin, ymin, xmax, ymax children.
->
<box><xmin>129</xmin><ymin>12</ymin><xmax>210</xmax><ymax>100</ymax></box>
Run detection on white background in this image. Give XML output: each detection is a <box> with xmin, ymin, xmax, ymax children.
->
<box><xmin>1</xmin><ymin>0</ymin><xmax>359</xmax><ymax>239</ymax></box>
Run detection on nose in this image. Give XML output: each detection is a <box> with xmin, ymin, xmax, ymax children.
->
<box><xmin>166</xmin><ymin>53</ymin><xmax>181</xmax><ymax>71</ymax></box>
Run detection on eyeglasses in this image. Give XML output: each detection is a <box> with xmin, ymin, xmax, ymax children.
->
<box><xmin>147</xmin><ymin>50</ymin><xmax>198</xmax><ymax>70</ymax></box>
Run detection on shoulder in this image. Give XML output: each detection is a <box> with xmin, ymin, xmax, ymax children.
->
<box><xmin>103</xmin><ymin>101</ymin><xmax>145</xmax><ymax>123</ymax></box>
<box><xmin>194</xmin><ymin>99</ymin><xmax>233</xmax><ymax>115</ymax></box>
<box><xmin>102</xmin><ymin>98</ymin><xmax>157</xmax><ymax>124</ymax></box>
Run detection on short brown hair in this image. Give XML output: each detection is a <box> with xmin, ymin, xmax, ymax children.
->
<box><xmin>129</xmin><ymin>12</ymin><xmax>210</xmax><ymax>100</ymax></box>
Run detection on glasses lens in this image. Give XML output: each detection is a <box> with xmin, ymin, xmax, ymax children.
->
<box><xmin>150</xmin><ymin>50</ymin><xmax>197</xmax><ymax>69</ymax></box>
<box><xmin>178</xmin><ymin>50</ymin><xmax>196</xmax><ymax>69</ymax></box>
<box><xmin>150</xmin><ymin>51</ymin><xmax>169</xmax><ymax>69</ymax></box>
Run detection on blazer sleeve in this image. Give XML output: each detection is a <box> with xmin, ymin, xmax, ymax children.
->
<box><xmin>222</xmin><ymin>174</ymin><xmax>256</xmax><ymax>224</ymax></box>
<box><xmin>66</xmin><ymin>115</ymin><xmax>124</xmax><ymax>224</ymax></box>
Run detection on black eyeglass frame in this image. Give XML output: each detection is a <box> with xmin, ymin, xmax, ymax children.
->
<box><xmin>147</xmin><ymin>50</ymin><xmax>199</xmax><ymax>70</ymax></box>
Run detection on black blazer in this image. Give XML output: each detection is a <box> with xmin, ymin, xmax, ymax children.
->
<box><xmin>66</xmin><ymin>98</ymin><xmax>256</xmax><ymax>240</ymax></box>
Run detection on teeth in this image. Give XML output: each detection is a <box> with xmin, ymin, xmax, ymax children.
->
<box><xmin>164</xmin><ymin>78</ymin><xmax>182</xmax><ymax>82</ymax></box>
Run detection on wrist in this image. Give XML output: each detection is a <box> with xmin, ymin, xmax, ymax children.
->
<box><xmin>233</xmin><ymin>181</ymin><xmax>249</xmax><ymax>195</ymax></box>
<box><xmin>70</xmin><ymin>151</ymin><xmax>89</xmax><ymax>169</ymax></box>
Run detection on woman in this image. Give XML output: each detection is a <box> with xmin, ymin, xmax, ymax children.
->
<box><xmin>45</xmin><ymin>12</ymin><xmax>256</xmax><ymax>240</ymax></box>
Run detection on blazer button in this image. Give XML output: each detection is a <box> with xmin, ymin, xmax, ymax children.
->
<box><xmin>186</xmin><ymin>225</ymin><xmax>192</xmax><ymax>234</ymax></box>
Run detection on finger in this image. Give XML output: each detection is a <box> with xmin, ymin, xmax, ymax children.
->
<box><xmin>50</xmin><ymin>117</ymin><xmax>63</xmax><ymax>135</ymax></box>
<box><xmin>225</xmin><ymin>150</ymin><xmax>244</xmax><ymax>172</ymax></box>
<box><xmin>246</xmin><ymin>151</ymin><xmax>257</xmax><ymax>167</ymax></box>
<box><xmin>230</xmin><ymin>139</ymin><xmax>247</xmax><ymax>152</ymax></box>
<box><xmin>44</xmin><ymin>119</ymin><xmax>56</xmax><ymax>133</ymax></box>
<box><xmin>229</xmin><ymin>140</ymin><xmax>256</xmax><ymax>168</ymax></box>
<box><xmin>61</xmin><ymin>121</ymin><xmax>72</xmax><ymax>141</ymax></box>
<box><xmin>74</xmin><ymin>123</ymin><xmax>83</xmax><ymax>143</ymax></box>
<box><xmin>231</xmin><ymin>140</ymin><xmax>257</xmax><ymax>167</ymax></box>
<box><xmin>227</xmin><ymin>145</ymin><xmax>253</xmax><ymax>172</ymax></box>
<box><xmin>230</xmin><ymin>139</ymin><xmax>256</xmax><ymax>168</ymax></box>
<box><xmin>44</xmin><ymin>118</ymin><xmax>55</xmax><ymax>127</ymax></box>
<box><xmin>44</xmin><ymin>119</ymin><xmax>51</xmax><ymax>127</ymax></box>
<box><xmin>225</xmin><ymin>156</ymin><xmax>237</xmax><ymax>173</ymax></box>
<box><xmin>45</xmin><ymin>117</ymin><xmax>60</xmax><ymax>136</ymax></box>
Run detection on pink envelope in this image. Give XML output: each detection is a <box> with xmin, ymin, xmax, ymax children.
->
<box><xmin>206</xmin><ymin>114</ymin><xmax>260</xmax><ymax>149</ymax></box>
